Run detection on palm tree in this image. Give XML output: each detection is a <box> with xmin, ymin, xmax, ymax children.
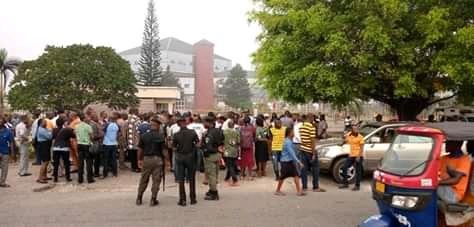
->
<box><xmin>0</xmin><ymin>49</ymin><xmax>21</xmax><ymax>111</ymax></box>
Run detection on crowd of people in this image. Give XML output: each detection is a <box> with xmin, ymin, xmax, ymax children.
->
<box><xmin>0</xmin><ymin>108</ymin><xmax>366</xmax><ymax>207</ymax></box>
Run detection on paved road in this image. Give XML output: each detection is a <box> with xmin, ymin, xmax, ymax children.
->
<box><xmin>0</xmin><ymin>164</ymin><xmax>376</xmax><ymax>227</ymax></box>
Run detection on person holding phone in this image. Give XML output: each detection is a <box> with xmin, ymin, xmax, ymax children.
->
<box><xmin>339</xmin><ymin>125</ymin><xmax>365</xmax><ymax>191</ymax></box>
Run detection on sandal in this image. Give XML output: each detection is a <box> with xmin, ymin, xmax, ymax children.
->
<box><xmin>274</xmin><ymin>191</ymin><xmax>286</xmax><ymax>196</ymax></box>
<box><xmin>0</xmin><ymin>184</ymin><xmax>10</xmax><ymax>188</ymax></box>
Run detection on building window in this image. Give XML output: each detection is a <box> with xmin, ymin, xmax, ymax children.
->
<box><xmin>175</xmin><ymin>98</ymin><xmax>186</xmax><ymax>112</ymax></box>
<box><xmin>156</xmin><ymin>103</ymin><xmax>168</xmax><ymax>112</ymax></box>
<box><xmin>184</xmin><ymin>84</ymin><xmax>190</xmax><ymax>89</ymax></box>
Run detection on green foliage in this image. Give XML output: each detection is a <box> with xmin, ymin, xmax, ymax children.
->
<box><xmin>8</xmin><ymin>45</ymin><xmax>139</xmax><ymax>111</ymax></box>
<box><xmin>222</xmin><ymin>64</ymin><xmax>252</xmax><ymax>109</ymax></box>
<box><xmin>160</xmin><ymin>65</ymin><xmax>180</xmax><ymax>87</ymax></box>
<box><xmin>137</xmin><ymin>0</ymin><xmax>162</xmax><ymax>86</ymax></box>
<box><xmin>250</xmin><ymin>0</ymin><xmax>474</xmax><ymax>120</ymax></box>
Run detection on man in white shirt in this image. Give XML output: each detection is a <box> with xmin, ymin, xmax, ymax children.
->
<box><xmin>221</xmin><ymin>112</ymin><xmax>234</xmax><ymax>131</ymax></box>
<box><xmin>16</xmin><ymin>115</ymin><xmax>31</xmax><ymax>176</ymax></box>
<box><xmin>187</xmin><ymin>118</ymin><xmax>205</xmax><ymax>142</ymax></box>
<box><xmin>293</xmin><ymin>115</ymin><xmax>302</xmax><ymax>145</ymax></box>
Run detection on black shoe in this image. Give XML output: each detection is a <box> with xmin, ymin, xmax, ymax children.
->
<box><xmin>352</xmin><ymin>186</ymin><xmax>360</xmax><ymax>191</ymax></box>
<box><xmin>190</xmin><ymin>199</ymin><xmax>197</xmax><ymax>205</ymax></box>
<box><xmin>205</xmin><ymin>190</ymin><xmax>211</xmax><ymax>196</ymax></box>
<box><xmin>204</xmin><ymin>191</ymin><xmax>219</xmax><ymax>201</ymax></box>
<box><xmin>178</xmin><ymin>200</ymin><xmax>186</xmax><ymax>207</ymax></box>
<box><xmin>338</xmin><ymin>184</ymin><xmax>349</xmax><ymax>189</ymax></box>
<box><xmin>87</xmin><ymin>179</ymin><xmax>95</xmax><ymax>184</ymax></box>
<box><xmin>19</xmin><ymin>173</ymin><xmax>32</xmax><ymax>177</ymax></box>
<box><xmin>66</xmin><ymin>178</ymin><xmax>72</xmax><ymax>182</ymax></box>
<box><xmin>53</xmin><ymin>178</ymin><xmax>58</xmax><ymax>183</ymax></box>
<box><xmin>150</xmin><ymin>198</ymin><xmax>159</xmax><ymax>207</ymax></box>
<box><xmin>136</xmin><ymin>197</ymin><xmax>142</xmax><ymax>206</ymax></box>
<box><xmin>78</xmin><ymin>180</ymin><xmax>83</xmax><ymax>184</ymax></box>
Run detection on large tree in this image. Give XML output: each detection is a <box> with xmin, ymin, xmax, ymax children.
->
<box><xmin>222</xmin><ymin>64</ymin><xmax>252</xmax><ymax>109</ymax></box>
<box><xmin>137</xmin><ymin>0</ymin><xmax>162</xmax><ymax>86</ymax></box>
<box><xmin>250</xmin><ymin>0</ymin><xmax>474</xmax><ymax>120</ymax></box>
<box><xmin>0</xmin><ymin>49</ymin><xmax>21</xmax><ymax>110</ymax></box>
<box><xmin>8</xmin><ymin>45</ymin><xmax>139</xmax><ymax>111</ymax></box>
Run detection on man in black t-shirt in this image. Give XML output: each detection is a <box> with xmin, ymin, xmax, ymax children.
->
<box><xmin>173</xmin><ymin>117</ymin><xmax>199</xmax><ymax>206</ymax></box>
<box><xmin>136</xmin><ymin>118</ymin><xmax>166</xmax><ymax>207</ymax></box>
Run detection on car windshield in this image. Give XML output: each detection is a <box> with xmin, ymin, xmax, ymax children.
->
<box><xmin>379</xmin><ymin>134</ymin><xmax>434</xmax><ymax>176</ymax></box>
<box><xmin>360</xmin><ymin>125</ymin><xmax>379</xmax><ymax>136</ymax></box>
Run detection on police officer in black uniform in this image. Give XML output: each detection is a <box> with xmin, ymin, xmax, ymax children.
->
<box><xmin>136</xmin><ymin>118</ymin><xmax>166</xmax><ymax>207</ymax></box>
<box><xmin>173</xmin><ymin>117</ymin><xmax>199</xmax><ymax>206</ymax></box>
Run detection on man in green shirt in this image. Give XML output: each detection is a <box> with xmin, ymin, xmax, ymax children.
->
<box><xmin>75</xmin><ymin>113</ymin><xmax>94</xmax><ymax>184</ymax></box>
<box><xmin>223</xmin><ymin>120</ymin><xmax>240</xmax><ymax>186</ymax></box>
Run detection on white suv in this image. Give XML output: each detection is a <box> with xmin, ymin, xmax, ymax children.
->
<box><xmin>317</xmin><ymin>122</ymin><xmax>408</xmax><ymax>183</ymax></box>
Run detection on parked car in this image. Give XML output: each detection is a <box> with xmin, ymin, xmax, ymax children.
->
<box><xmin>316</xmin><ymin>122</ymin><xmax>409</xmax><ymax>183</ymax></box>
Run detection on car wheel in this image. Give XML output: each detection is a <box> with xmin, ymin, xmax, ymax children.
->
<box><xmin>332</xmin><ymin>157</ymin><xmax>355</xmax><ymax>184</ymax></box>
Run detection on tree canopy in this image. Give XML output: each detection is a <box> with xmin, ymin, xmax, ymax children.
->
<box><xmin>250</xmin><ymin>0</ymin><xmax>474</xmax><ymax>120</ymax></box>
<box><xmin>8</xmin><ymin>44</ymin><xmax>139</xmax><ymax>111</ymax></box>
<box><xmin>137</xmin><ymin>0</ymin><xmax>162</xmax><ymax>86</ymax></box>
<box><xmin>222</xmin><ymin>64</ymin><xmax>252</xmax><ymax>109</ymax></box>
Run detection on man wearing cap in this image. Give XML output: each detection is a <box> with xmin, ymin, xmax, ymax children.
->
<box><xmin>202</xmin><ymin>117</ymin><xmax>225</xmax><ymax>200</ymax></box>
<box><xmin>136</xmin><ymin>118</ymin><xmax>166</xmax><ymax>207</ymax></box>
<box><xmin>173</xmin><ymin>117</ymin><xmax>199</xmax><ymax>206</ymax></box>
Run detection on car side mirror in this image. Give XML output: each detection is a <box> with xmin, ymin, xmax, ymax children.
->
<box><xmin>370</xmin><ymin>136</ymin><xmax>381</xmax><ymax>143</ymax></box>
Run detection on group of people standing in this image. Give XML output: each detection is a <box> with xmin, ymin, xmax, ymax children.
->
<box><xmin>0</xmin><ymin>108</ymin><xmax>365</xmax><ymax>207</ymax></box>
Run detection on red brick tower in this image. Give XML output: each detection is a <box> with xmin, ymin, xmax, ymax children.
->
<box><xmin>193</xmin><ymin>39</ymin><xmax>215</xmax><ymax>112</ymax></box>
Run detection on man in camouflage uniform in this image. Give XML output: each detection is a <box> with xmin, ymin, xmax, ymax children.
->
<box><xmin>202</xmin><ymin>117</ymin><xmax>225</xmax><ymax>200</ymax></box>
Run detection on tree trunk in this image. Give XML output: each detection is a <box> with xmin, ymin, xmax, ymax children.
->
<box><xmin>390</xmin><ymin>99</ymin><xmax>428</xmax><ymax>121</ymax></box>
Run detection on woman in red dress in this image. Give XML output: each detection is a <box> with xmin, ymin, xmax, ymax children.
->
<box><xmin>239</xmin><ymin>116</ymin><xmax>255</xmax><ymax>180</ymax></box>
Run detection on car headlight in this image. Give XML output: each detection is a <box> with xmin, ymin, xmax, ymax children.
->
<box><xmin>391</xmin><ymin>195</ymin><xmax>419</xmax><ymax>209</ymax></box>
<box><xmin>318</xmin><ymin>147</ymin><xmax>330</xmax><ymax>157</ymax></box>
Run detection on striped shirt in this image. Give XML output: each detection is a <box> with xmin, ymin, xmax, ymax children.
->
<box><xmin>299</xmin><ymin>122</ymin><xmax>316</xmax><ymax>153</ymax></box>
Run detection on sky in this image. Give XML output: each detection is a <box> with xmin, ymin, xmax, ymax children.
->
<box><xmin>0</xmin><ymin>0</ymin><xmax>261</xmax><ymax>70</ymax></box>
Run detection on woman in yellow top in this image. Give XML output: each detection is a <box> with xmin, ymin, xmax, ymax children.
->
<box><xmin>269</xmin><ymin>119</ymin><xmax>286</xmax><ymax>181</ymax></box>
<box><xmin>339</xmin><ymin>125</ymin><xmax>364</xmax><ymax>191</ymax></box>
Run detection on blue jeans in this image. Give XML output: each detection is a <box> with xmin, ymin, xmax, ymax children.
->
<box><xmin>300</xmin><ymin>151</ymin><xmax>320</xmax><ymax>189</ymax></box>
<box><xmin>103</xmin><ymin>145</ymin><xmax>118</xmax><ymax>177</ymax></box>
<box><xmin>437</xmin><ymin>186</ymin><xmax>459</xmax><ymax>204</ymax></box>
<box><xmin>272</xmin><ymin>151</ymin><xmax>281</xmax><ymax>179</ymax></box>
